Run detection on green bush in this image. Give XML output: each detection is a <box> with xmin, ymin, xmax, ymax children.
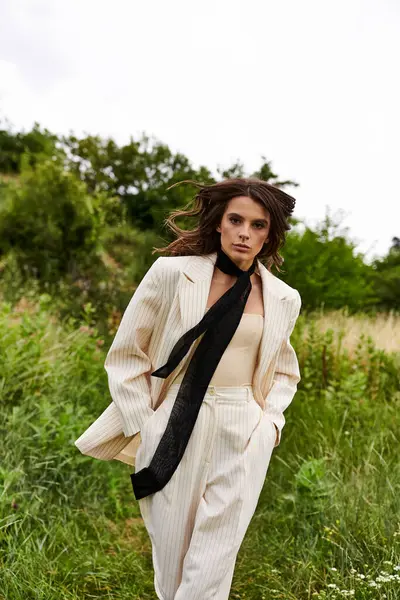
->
<box><xmin>0</xmin><ymin>155</ymin><xmax>122</xmax><ymax>282</ymax></box>
<box><xmin>281</xmin><ymin>213</ymin><xmax>378</xmax><ymax>312</ymax></box>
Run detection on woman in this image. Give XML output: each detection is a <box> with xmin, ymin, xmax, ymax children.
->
<box><xmin>75</xmin><ymin>177</ymin><xmax>302</xmax><ymax>599</ymax></box>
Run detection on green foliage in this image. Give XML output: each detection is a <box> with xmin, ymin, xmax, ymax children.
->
<box><xmin>0</xmin><ymin>118</ymin><xmax>398</xmax><ymax>599</ymax></box>
<box><xmin>0</xmin><ymin>298</ymin><xmax>399</xmax><ymax>598</ymax></box>
<box><xmin>281</xmin><ymin>211</ymin><xmax>378</xmax><ymax>312</ymax></box>
<box><xmin>0</xmin><ymin>120</ymin><xmax>398</xmax><ymax>313</ymax></box>
<box><xmin>0</xmin><ymin>120</ymin><xmax>59</xmax><ymax>173</ymax></box>
<box><xmin>371</xmin><ymin>237</ymin><xmax>400</xmax><ymax>310</ymax></box>
<box><xmin>0</xmin><ymin>300</ymin><xmax>156</xmax><ymax>599</ymax></box>
<box><xmin>62</xmin><ymin>132</ymin><xmax>215</xmax><ymax>231</ymax></box>
<box><xmin>0</xmin><ymin>155</ymin><xmax>123</xmax><ymax>282</ymax></box>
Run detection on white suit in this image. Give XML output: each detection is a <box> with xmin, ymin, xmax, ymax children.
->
<box><xmin>75</xmin><ymin>251</ymin><xmax>301</xmax><ymax>599</ymax></box>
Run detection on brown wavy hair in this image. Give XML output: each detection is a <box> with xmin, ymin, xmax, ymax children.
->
<box><xmin>153</xmin><ymin>177</ymin><xmax>297</xmax><ymax>272</ymax></box>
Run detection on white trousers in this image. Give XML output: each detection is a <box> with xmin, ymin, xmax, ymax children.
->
<box><xmin>135</xmin><ymin>382</ymin><xmax>277</xmax><ymax>600</ymax></box>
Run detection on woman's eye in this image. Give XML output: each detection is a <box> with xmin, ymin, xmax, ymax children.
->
<box><xmin>230</xmin><ymin>217</ymin><xmax>263</xmax><ymax>228</ymax></box>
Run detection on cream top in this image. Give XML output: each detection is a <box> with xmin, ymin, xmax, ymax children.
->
<box><xmin>172</xmin><ymin>307</ymin><xmax>264</xmax><ymax>387</ymax></box>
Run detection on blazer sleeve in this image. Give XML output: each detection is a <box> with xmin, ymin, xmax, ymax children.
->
<box><xmin>264</xmin><ymin>290</ymin><xmax>302</xmax><ymax>447</ymax></box>
<box><xmin>104</xmin><ymin>258</ymin><xmax>163</xmax><ymax>437</ymax></box>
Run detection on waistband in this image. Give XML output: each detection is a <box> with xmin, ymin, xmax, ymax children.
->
<box><xmin>167</xmin><ymin>382</ymin><xmax>255</xmax><ymax>400</ymax></box>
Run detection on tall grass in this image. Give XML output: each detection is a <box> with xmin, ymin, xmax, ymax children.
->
<box><xmin>0</xmin><ymin>299</ymin><xmax>399</xmax><ymax>599</ymax></box>
<box><xmin>304</xmin><ymin>308</ymin><xmax>400</xmax><ymax>355</ymax></box>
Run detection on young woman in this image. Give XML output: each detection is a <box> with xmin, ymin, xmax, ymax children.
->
<box><xmin>75</xmin><ymin>177</ymin><xmax>302</xmax><ymax>600</ymax></box>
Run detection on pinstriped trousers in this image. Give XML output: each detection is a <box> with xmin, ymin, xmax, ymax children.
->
<box><xmin>135</xmin><ymin>382</ymin><xmax>277</xmax><ymax>600</ymax></box>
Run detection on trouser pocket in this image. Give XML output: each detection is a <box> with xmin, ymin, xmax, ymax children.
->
<box><xmin>243</xmin><ymin>398</ymin><xmax>264</xmax><ymax>451</ymax></box>
<box><xmin>135</xmin><ymin>392</ymin><xmax>177</xmax><ymax>469</ymax></box>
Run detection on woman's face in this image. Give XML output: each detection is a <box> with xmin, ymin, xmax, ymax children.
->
<box><xmin>216</xmin><ymin>195</ymin><xmax>271</xmax><ymax>270</ymax></box>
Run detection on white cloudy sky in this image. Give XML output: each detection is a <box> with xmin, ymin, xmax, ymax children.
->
<box><xmin>1</xmin><ymin>0</ymin><xmax>399</xmax><ymax>260</ymax></box>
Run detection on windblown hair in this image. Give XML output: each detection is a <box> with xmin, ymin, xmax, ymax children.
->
<box><xmin>153</xmin><ymin>177</ymin><xmax>297</xmax><ymax>272</ymax></box>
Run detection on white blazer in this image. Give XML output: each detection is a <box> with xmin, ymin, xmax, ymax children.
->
<box><xmin>75</xmin><ymin>252</ymin><xmax>301</xmax><ymax>466</ymax></box>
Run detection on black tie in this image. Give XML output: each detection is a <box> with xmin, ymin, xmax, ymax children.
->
<box><xmin>131</xmin><ymin>247</ymin><xmax>257</xmax><ymax>500</ymax></box>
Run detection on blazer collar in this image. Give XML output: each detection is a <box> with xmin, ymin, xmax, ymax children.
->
<box><xmin>181</xmin><ymin>251</ymin><xmax>289</xmax><ymax>301</ymax></box>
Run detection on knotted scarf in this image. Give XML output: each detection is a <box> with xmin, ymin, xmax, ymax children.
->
<box><xmin>131</xmin><ymin>247</ymin><xmax>257</xmax><ymax>500</ymax></box>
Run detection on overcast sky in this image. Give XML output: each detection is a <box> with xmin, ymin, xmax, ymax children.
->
<box><xmin>1</xmin><ymin>0</ymin><xmax>399</xmax><ymax>261</ymax></box>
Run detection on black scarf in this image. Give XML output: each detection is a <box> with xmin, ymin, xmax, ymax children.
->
<box><xmin>131</xmin><ymin>247</ymin><xmax>257</xmax><ymax>500</ymax></box>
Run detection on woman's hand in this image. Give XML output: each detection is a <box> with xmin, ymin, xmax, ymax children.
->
<box><xmin>274</xmin><ymin>423</ymin><xmax>279</xmax><ymax>446</ymax></box>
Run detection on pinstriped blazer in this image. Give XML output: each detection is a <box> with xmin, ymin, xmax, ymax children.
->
<box><xmin>74</xmin><ymin>252</ymin><xmax>301</xmax><ymax>466</ymax></box>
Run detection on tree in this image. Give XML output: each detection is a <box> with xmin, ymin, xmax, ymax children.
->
<box><xmin>0</xmin><ymin>119</ymin><xmax>59</xmax><ymax>174</ymax></box>
<box><xmin>280</xmin><ymin>210</ymin><xmax>377</xmax><ymax>312</ymax></box>
<box><xmin>371</xmin><ymin>237</ymin><xmax>400</xmax><ymax>311</ymax></box>
<box><xmin>61</xmin><ymin>132</ymin><xmax>214</xmax><ymax>231</ymax></box>
<box><xmin>0</xmin><ymin>154</ymin><xmax>122</xmax><ymax>281</ymax></box>
<box><xmin>251</xmin><ymin>156</ymin><xmax>299</xmax><ymax>189</ymax></box>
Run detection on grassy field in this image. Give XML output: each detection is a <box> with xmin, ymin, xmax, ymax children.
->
<box><xmin>0</xmin><ymin>299</ymin><xmax>399</xmax><ymax>599</ymax></box>
<box><xmin>304</xmin><ymin>309</ymin><xmax>400</xmax><ymax>355</ymax></box>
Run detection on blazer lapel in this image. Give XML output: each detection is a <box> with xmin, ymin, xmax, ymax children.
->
<box><xmin>256</xmin><ymin>262</ymin><xmax>290</xmax><ymax>396</ymax></box>
<box><xmin>178</xmin><ymin>253</ymin><xmax>217</xmax><ymax>334</ymax></box>
<box><xmin>154</xmin><ymin>254</ymin><xmax>218</xmax><ymax>401</ymax></box>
